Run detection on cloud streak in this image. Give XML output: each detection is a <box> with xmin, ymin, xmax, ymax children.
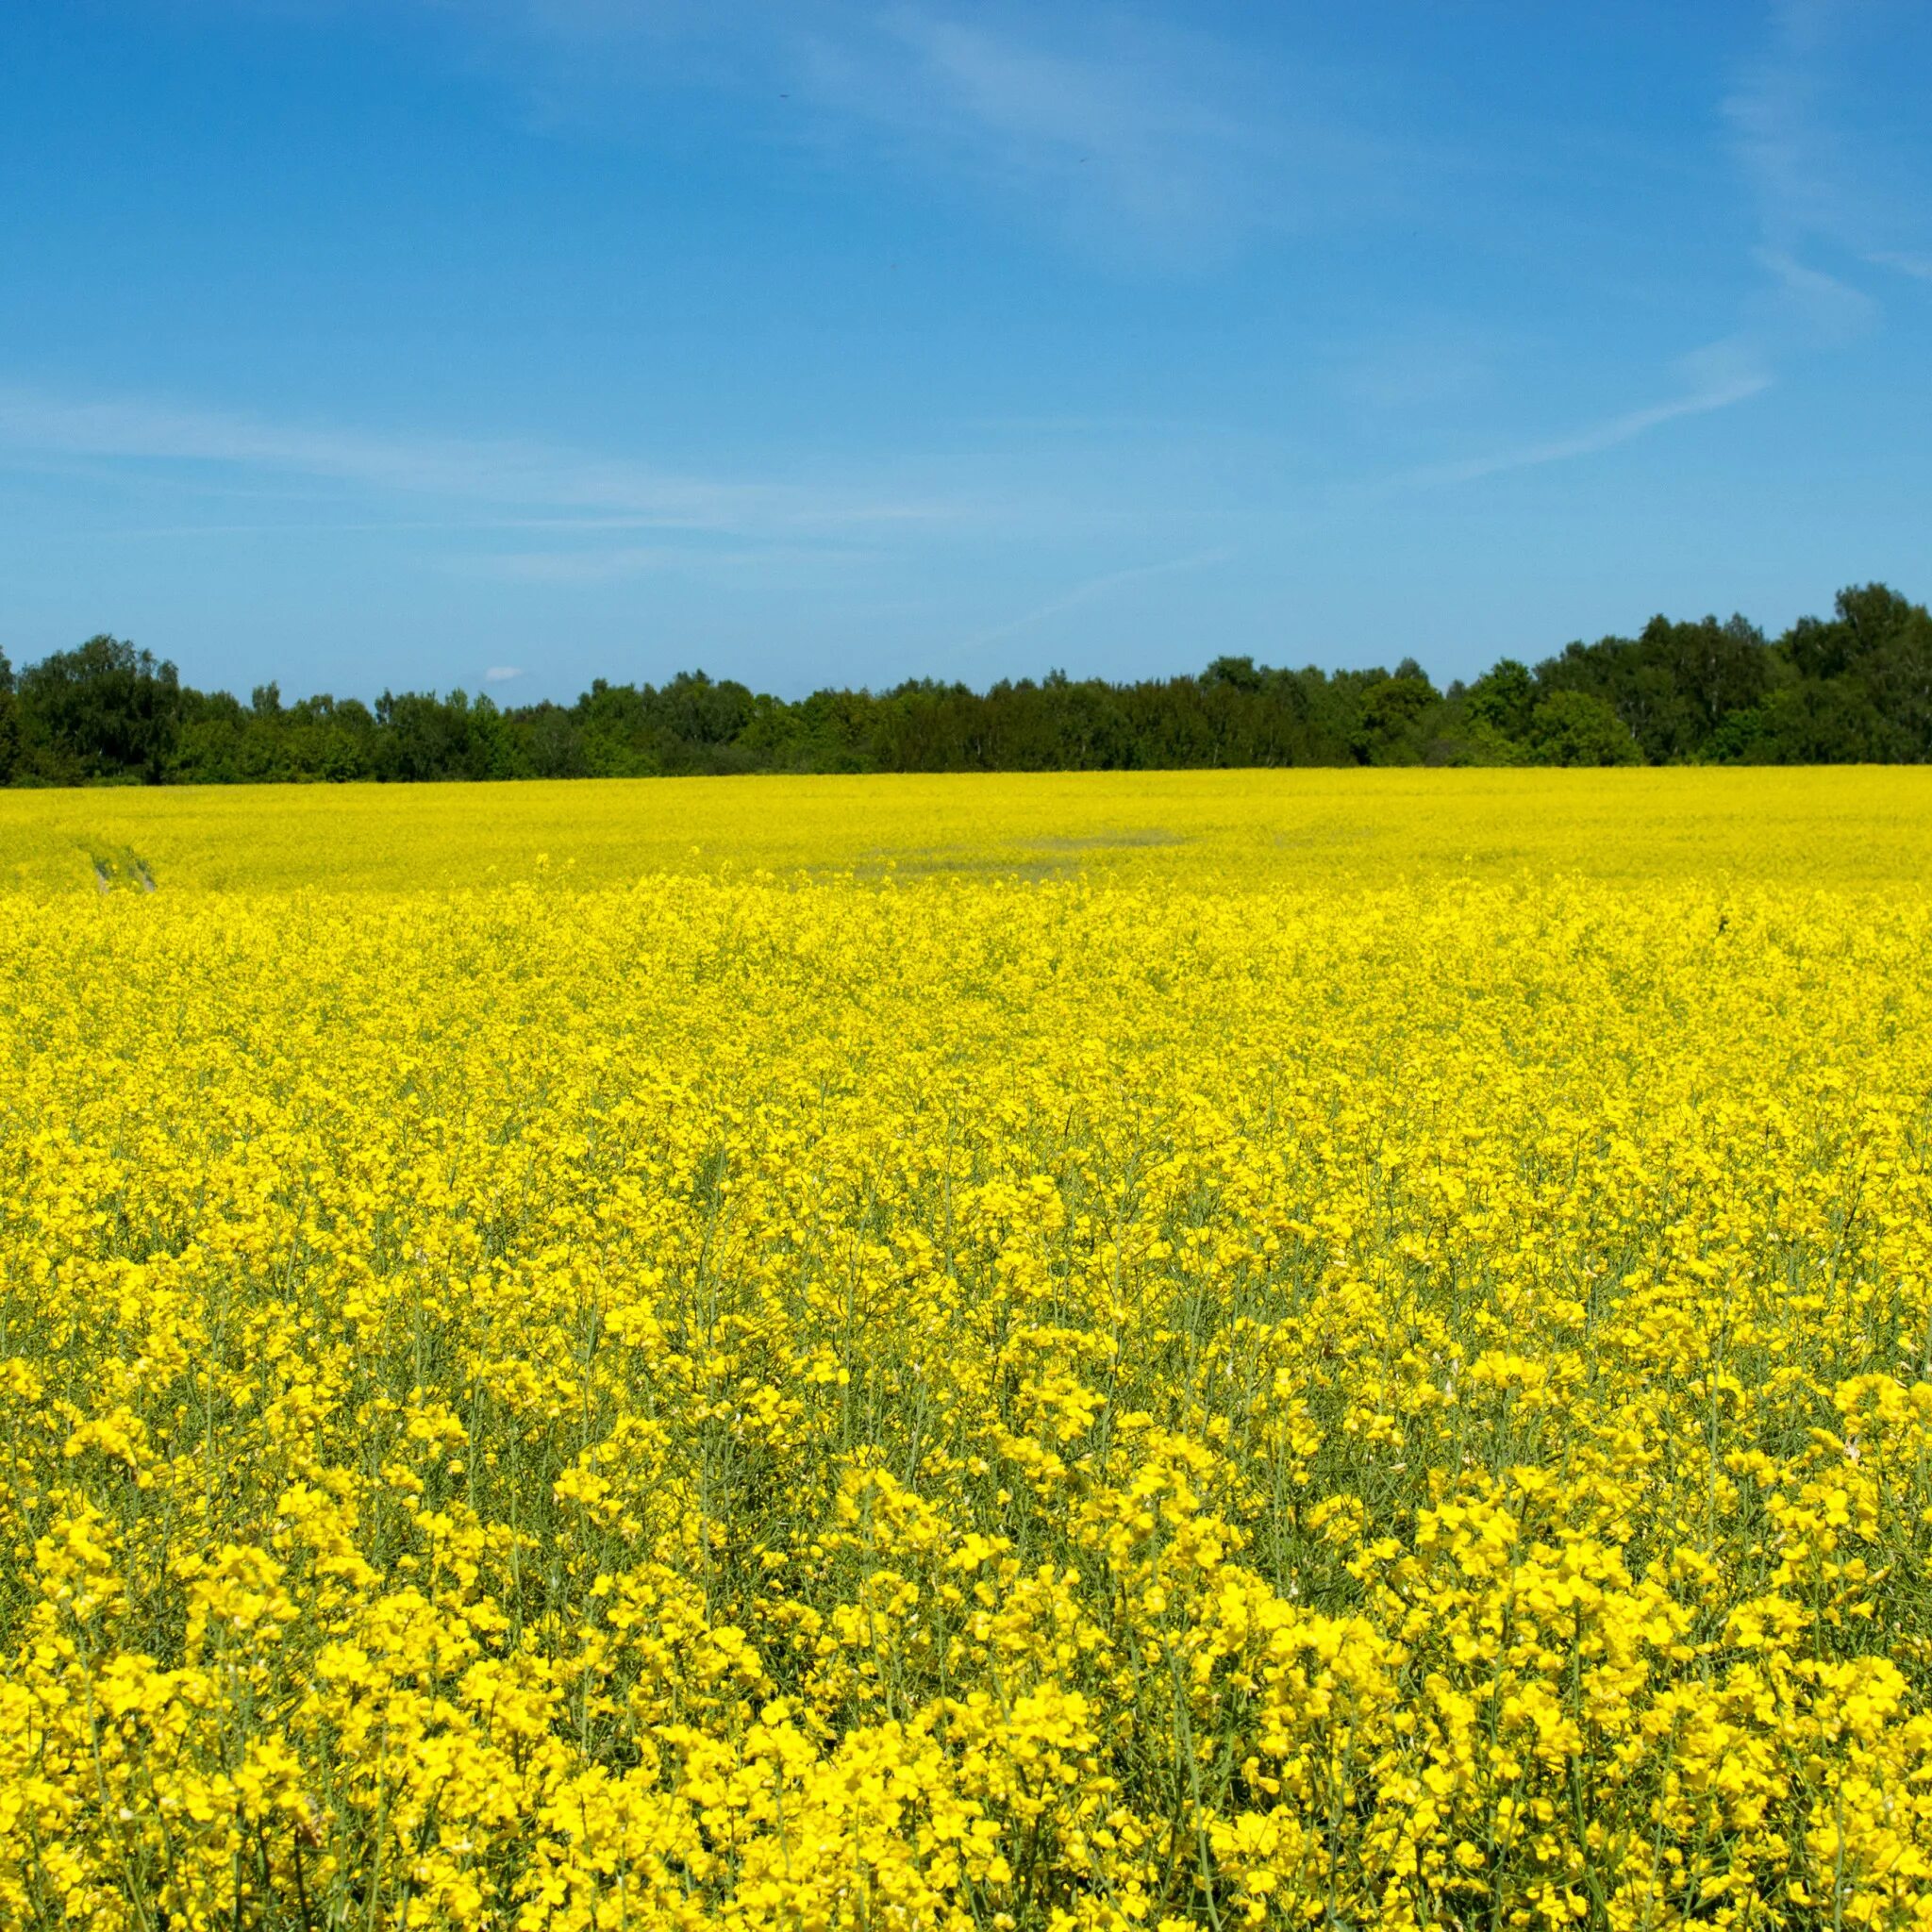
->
<box><xmin>455</xmin><ymin>539</ymin><xmax>885</xmax><ymax>584</ymax></box>
<box><xmin>418</xmin><ymin>1</ymin><xmax>1397</xmax><ymax>266</ymax></box>
<box><xmin>1394</xmin><ymin>348</ymin><xmax>1772</xmax><ymax>492</ymax></box>
<box><xmin>963</xmin><ymin>546</ymin><xmax>1236</xmax><ymax>653</ymax></box>
<box><xmin>1870</xmin><ymin>249</ymin><xmax>1932</xmax><ymax>282</ymax></box>
<box><xmin>801</xmin><ymin>10</ymin><xmax>1277</xmax><ymax>259</ymax></box>
<box><xmin>1391</xmin><ymin>3</ymin><xmax>1919</xmax><ymax>504</ymax></box>
<box><xmin>0</xmin><ymin>384</ymin><xmax>952</xmax><ymax>536</ymax></box>
<box><xmin>1724</xmin><ymin>0</ymin><xmax>1932</xmax><ymax>320</ymax></box>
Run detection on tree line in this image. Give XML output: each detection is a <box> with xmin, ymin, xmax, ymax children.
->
<box><xmin>2</xmin><ymin>582</ymin><xmax>1927</xmax><ymax>784</ymax></box>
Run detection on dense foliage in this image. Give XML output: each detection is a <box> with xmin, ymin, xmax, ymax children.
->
<box><xmin>6</xmin><ymin>775</ymin><xmax>1932</xmax><ymax>1928</ymax></box>
<box><xmin>3</xmin><ymin>583</ymin><xmax>1929</xmax><ymax>782</ymax></box>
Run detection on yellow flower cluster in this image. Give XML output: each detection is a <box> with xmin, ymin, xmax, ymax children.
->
<box><xmin>4</xmin><ymin>772</ymin><xmax>1932</xmax><ymax>1929</ymax></box>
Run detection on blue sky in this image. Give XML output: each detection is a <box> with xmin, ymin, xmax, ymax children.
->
<box><xmin>2</xmin><ymin>1</ymin><xmax>1928</xmax><ymax>701</ymax></box>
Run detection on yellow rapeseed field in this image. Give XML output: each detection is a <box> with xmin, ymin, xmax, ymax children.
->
<box><xmin>5</xmin><ymin>771</ymin><xmax>1932</xmax><ymax>1930</ymax></box>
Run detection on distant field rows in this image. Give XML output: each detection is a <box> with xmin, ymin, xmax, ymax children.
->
<box><xmin>3</xmin><ymin>766</ymin><xmax>1930</xmax><ymax>895</ymax></box>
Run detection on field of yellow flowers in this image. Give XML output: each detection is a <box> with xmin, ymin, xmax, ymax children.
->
<box><xmin>5</xmin><ymin>770</ymin><xmax>1932</xmax><ymax>1931</ymax></box>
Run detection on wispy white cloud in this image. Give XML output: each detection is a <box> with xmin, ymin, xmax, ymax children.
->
<box><xmin>461</xmin><ymin>544</ymin><xmax>695</xmax><ymax>584</ymax></box>
<box><xmin>1723</xmin><ymin>0</ymin><xmax>1931</xmax><ymax>319</ymax></box>
<box><xmin>799</xmin><ymin>10</ymin><xmax>1280</xmax><ymax>260</ymax></box>
<box><xmin>401</xmin><ymin>1</ymin><xmax>1399</xmax><ymax>266</ymax></box>
<box><xmin>1750</xmin><ymin>245</ymin><xmax>1877</xmax><ymax>342</ymax></box>
<box><xmin>0</xmin><ymin>383</ymin><xmax>954</xmax><ymax>535</ymax></box>
<box><xmin>457</xmin><ymin>539</ymin><xmax>881</xmax><ymax>583</ymax></box>
<box><xmin>1395</xmin><ymin>344</ymin><xmax>1772</xmax><ymax>491</ymax></box>
<box><xmin>1329</xmin><ymin>334</ymin><xmax>1499</xmax><ymax>413</ymax></box>
<box><xmin>483</xmin><ymin>664</ymin><xmax>525</xmax><ymax>683</ymax></box>
<box><xmin>1723</xmin><ymin>0</ymin><xmax>1839</xmax><ymax>257</ymax></box>
<box><xmin>1391</xmin><ymin>3</ymin><xmax>1918</xmax><ymax>500</ymax></box>
<box><xmin>963</xmin><ymin>545</ymin><xmax>1235</xmax><ymax>652</ymax></box>
<box><xmin>1870</xmin><ymin>249</ymin><xmax>1932</xmax><ymax>282</ymax></box>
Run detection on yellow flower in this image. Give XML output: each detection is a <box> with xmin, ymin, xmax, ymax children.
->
<box><xmin>1</xmin><ymin>770</ymin><xmax>1931</xmax><ymax>1926</ymax></box>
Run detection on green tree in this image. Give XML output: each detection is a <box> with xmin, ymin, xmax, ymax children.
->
<box><xmin>18</xmin><ymin>635</ymin><xmax>182</xmax><ymax>783</ymax></box>
<box><xmin>1351</xmin><ymin>670</ymin><xmax>1440</xmax><ymax>764</ymax></box>
<box><xmin>1524</xmin><ymin>689</ymin><xmax>1641</xmax><ymax>766</ymax></box>
<box><xmin>8</xmin><ymin>584</ymin><xmax>1932</xmax><ymax>783</ymax></box>
<box><xmin>1465</xmin><ymin>658</ymin><xmax>1536</xmax><ymax>741</ymax></box>
<box><xmin>0</xmin><ymin>649</ymin><xmax>17</xmax><ymax>785</ymax></box>
<box><xmin>1203</xmin><ymin>655</ymin><xmax>1264</xmax><ymax>694</ymax></box>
